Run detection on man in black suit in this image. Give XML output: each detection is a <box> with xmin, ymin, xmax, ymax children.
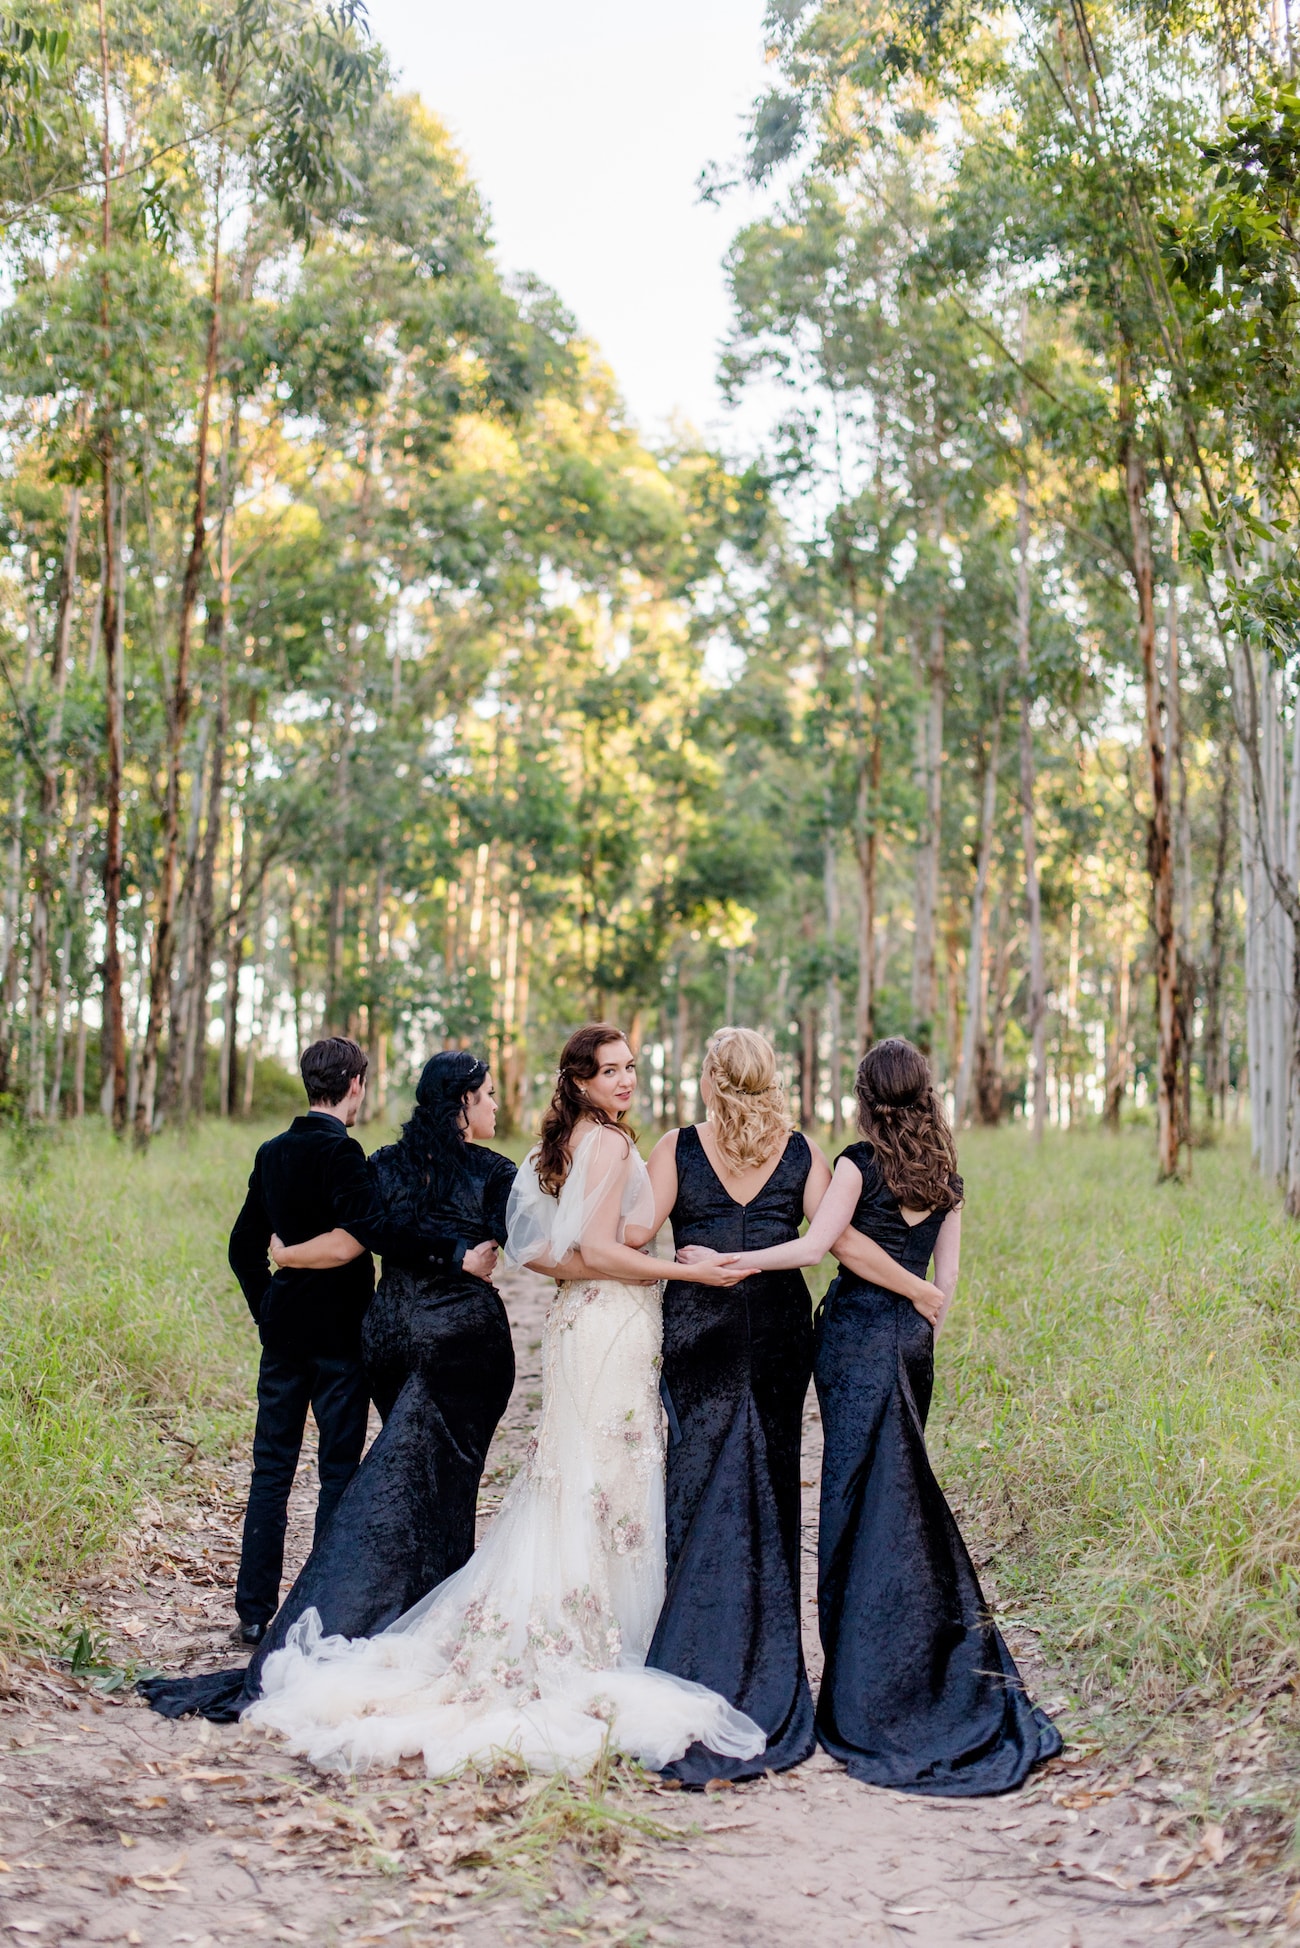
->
<box><xmin>227</xmin><ymin>1036</ymin><xmax>493</xmax><ymax>1644</ymax></box>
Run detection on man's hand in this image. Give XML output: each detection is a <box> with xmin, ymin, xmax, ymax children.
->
<box><xmin>463</xmin><ymin>1240</ymin><xmax>499</xmax><ymax>1281</ymax></box>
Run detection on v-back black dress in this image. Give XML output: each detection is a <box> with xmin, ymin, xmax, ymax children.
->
<box><xmin>814</xmin><ymin>1142</ymin><xmax>1061</xmax><ymax>1794</ymax></box>
<box><xmin>646</xmin><ymin>1124</ymin><xmax>816</xmax><ymax>1782</ymax></box>
<box><xmin>143</xmin><ymin>1142</ymin><xmax>517</xmax><ymax>1723</ymax></box>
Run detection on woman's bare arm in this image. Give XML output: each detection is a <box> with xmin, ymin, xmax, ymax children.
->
<box><xmin>544</xmin><ymin>1247</ymin><xmax>602</xmax><ymax>1281</ymax></box>
<box><xmin>579</xmin><ymin>1129</ymin><xmax>749</xmax><ymax>1287</ymax></box>
<box><xmin>679</xmin><ymin>1158</ymin><xmax>864</xmax><ymax>1275</ymax></box>
<box><xmin>832</xmin><ymin>1226</ymin><xmax>947</xmax><ymax>1326</ymax></box>
<box><xmin>271</xmin><ymin>1230</ymin><xmax>498</xmax><ymax>1279</ymax></box>
<box><xmin>801</xmin><ymin>1139</ymin><xmax>833</xmax><ymax>1219</ymax></box>
<box><xmin>801</xmin><ymin>1142</ymin><xmax>943</xmax><ymax>1318</ymax></box>
<box><xmin>929</xmin><ymin>1208</ymin><xmax>962</xmax><ymax>1337</ymax></box>
<box><xmin>270</xmin><ymin>1228</ymin><xmax>366</xmax><ymax>1270</ymax></box>
<box><xmin>623</xmin><ymin>1129</ymin><xmax>679</xmax><ymax>1250</ymax></box>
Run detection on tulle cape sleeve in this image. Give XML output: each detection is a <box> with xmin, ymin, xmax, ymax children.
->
<box><xmin>504</xmin><ymin>1126</ymin><xmax>654</xmax><ymax>1269</ymax></box>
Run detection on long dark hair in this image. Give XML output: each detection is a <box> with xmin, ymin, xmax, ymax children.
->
<box><xmin>854</xmin><ymin>1037</ymin><xmax>962</xmax><ymax>1213</ymax></box>
<box><xmin>535</xmin><ymin>1022</ymin><xmax>634</xmax><ymax>1197</ymax></box>
<box><xmin>384</xmin><ymin>1050</ymin><xmax>488</xmax><ymax>1214</ymax></box>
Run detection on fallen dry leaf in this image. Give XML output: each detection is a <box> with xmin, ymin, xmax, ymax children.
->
<box><xmin>1143</xmin><ymin>1851</ymin><xmax>1199</xmax><ymax>1888</ymax></box>
<box><xmin>1200</xmin><ymin>1822</ymin><xmax>1227</xmax><ymax>1865</ymax></box>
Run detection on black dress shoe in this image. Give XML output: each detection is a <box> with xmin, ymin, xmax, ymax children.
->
<box><xmin>234</xmin><ymin>1621</ymin><xmax>267</xmax><ymax>1647</ymax></box>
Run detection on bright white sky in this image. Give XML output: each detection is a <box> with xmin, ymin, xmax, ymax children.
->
<box><xmin>363</xmin><ymin>0</ymin><xmax>774</xmax><ymax>445</ymax></box>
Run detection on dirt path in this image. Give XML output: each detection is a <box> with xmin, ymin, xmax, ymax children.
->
<box><xmin>0</xmin><ymin>1268</ymin><xmax>1266</xmax><ymax>1946</ymax></box>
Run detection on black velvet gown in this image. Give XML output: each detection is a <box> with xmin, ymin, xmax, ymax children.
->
<box><xmin>142</xmin><ymin>1142</ymin><xmax>517</xmax><ymax>1722</ymax></box>
<box><xmin>814</xmin><ymin>1142</ymin><xmax>1062</xmax><ymax>1795</ymax></box>
<box><xmin>647</xmin><ymin>1124</ymin><xmax>816</xmax><ymax>1782</ymax></box>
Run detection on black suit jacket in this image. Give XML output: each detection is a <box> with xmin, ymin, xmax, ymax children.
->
<box><xmin>228</xmin><ymin>1112</ymin><xmax>470</xmax><ymax>1361</ymax></box>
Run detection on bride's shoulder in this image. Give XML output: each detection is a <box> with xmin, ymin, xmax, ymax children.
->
<box><xmin>574</xmin><ymin>1119</ymin><xmax>636</xmax><ymax>1165</ymax></box>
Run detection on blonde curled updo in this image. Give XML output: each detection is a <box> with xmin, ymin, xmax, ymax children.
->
<box><xmin>701</xmin><ymin>1026</ymin><xmax>793</xmax><ymax>1172</ymax></box>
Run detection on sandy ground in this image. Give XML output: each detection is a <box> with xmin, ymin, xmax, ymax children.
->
<box><xmin>0</xmin><ymin>1264</ymin><xmax>1284</xmax><ymax>1947</ymax></box>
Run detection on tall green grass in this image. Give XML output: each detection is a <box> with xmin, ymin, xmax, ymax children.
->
<box><xmin>0</xmin><ymin>1120</ymin><xmax>261</xmax><ymax>1649</ymax></box>
<box><xmin>935</xmin><ymin>1124</ymin><xmax>1300</xmax><ymax>1721</ymax></box>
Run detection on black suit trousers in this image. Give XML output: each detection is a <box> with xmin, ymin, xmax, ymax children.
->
<box><xmin>235</xmin><ymin>1348</ymin><xmax>370</xmax><ymax>1625</ymax></box>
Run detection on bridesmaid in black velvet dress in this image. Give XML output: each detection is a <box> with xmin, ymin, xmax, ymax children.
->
<box><xmin>697</xmin><ymin>1038</ymin><xmax>1062</xmax><ymax>1797</ymax></box>
<box><xmin>143</xmin><ymin>1052</ymin><xmax>516</xmax><ymax>1722</ymax></box>
<box><xmin>635</xmin><ymin>1028</ymin><xmax>829</xmax><ymax>1782</ymax></box>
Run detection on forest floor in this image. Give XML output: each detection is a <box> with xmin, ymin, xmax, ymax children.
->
<box><xmin>1</xmin><ymin>1255</ymin><xmax>1286</xmax><ymax>1948</ymax></box>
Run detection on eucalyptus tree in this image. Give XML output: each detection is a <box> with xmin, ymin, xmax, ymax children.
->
<box><xmin>730</xmin><ymin>0</ymin><xmax>1259</xmax><ymax>1175</ymax></box>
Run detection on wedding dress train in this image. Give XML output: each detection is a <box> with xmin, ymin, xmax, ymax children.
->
<box><xmin>247</xmin><ymin>1131</ymin><xmax>765</xmax><ymax>1777</ymax></box>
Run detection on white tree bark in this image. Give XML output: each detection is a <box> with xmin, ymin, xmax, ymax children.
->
<box><xmin>1235</xmin><ymin>647</ymin><xmax>1299</xmax><ymax>1195</ymax></box>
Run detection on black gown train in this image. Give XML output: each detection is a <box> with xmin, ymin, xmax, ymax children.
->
<box><xmin>813</xmin><ymin>1141</ymin><xmax>1061</xmax><ymax>1794</ymax></box>
<box><xmin>647</xmin><ymin>1124</ymin><xmax>816</xmax><ymax>1782</ymax></box>
<box><xmin>143</xmin><ymin>1143</ymin><xmax>517</xmax><ymax>1723</ymax></box>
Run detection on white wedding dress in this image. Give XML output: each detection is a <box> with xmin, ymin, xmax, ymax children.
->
<box><xmin>247</xmin><ymin>1127</ymin><xmax>765</xmax><ymax>1777</ymax></box>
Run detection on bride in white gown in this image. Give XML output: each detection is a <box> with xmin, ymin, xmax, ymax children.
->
<box><xmin>247</xmin><ymin>1023</ymin><xmax>765</xmax><ymax>1777</ymax></box>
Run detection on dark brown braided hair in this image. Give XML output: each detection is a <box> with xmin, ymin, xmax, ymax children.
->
<box><xmin>535</xmin><ymin>1022</ymin><xmax>636</xmax><ymax>1197</ymax></box>
<box><xmin>854</xmin><ymin>1037</ymin><xmax>963</xmax><ymax>1212</ymax></box>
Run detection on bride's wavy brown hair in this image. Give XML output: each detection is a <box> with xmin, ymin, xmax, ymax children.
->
<box><xmin>535</xmin><ymin>1021</ymin><xmax>636</xmax><ymax>1196</ymax></box>
<box><xmin>855</xmin><ymin>1037</ymin><xmax>962</xmax><ymax>1212</ymax></box>
<box><xmin>701</xmin><ymin>1026</ymin><xmax>793</xmax><ymax>1172</ymax></box>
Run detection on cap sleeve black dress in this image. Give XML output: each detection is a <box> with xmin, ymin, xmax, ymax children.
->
<box><xmin>814</xmin><ymin>1142</ymin><xmax>1060</xmax><ymax>1794</ymax></box>
<box><xmin>143</xmin><ymin>1142</ymin><xmax>517</xmax><ymax>1722</ymax></box>
<box><xmin>646</xmin><ymin>1124</ymin><xmax>816</xmax><ymax>1781</ymax></box>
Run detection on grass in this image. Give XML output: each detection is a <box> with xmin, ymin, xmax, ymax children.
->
<box><xmin>0</xmin><ymin>1117</ymin><xmax>259</xmax><ymax>1650</ymax></box>
<box><xmin>3</xmin><ymin>1111</ymin><xmax>1298</xmax><ymax>1826</ymax></box>
<box><xmin>934</xmin><ymin>1123</ymin><xmax>1300</xmax><ymax>1729</ymax></box>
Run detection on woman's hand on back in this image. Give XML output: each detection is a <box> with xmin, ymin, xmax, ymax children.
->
<box><xmin>674</xmin><ymin>1244</ymin><xmax>750</xmax><ymax>1286</ymax></box>
<box><xmin>907</xmin><ymin>1280</ymin><xmax>948</xmax><ymax>1329</ymax></box>
<box><xmin>463</xmin><ymin>1240</ymin><xmax>499</xmax><ymax>1281</ymax></box>
<box><xmin>687</xmin><ymin>1257</ymin><xmax>751</xmax><ymax>1287</ymax></box>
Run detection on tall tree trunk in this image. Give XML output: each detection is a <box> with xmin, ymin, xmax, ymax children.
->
<box><xmin>49</xmin><ymin>785</ymin><xmax>88</xmax><ymax>1119</ymax></box>
<box><xmin>799</xmin><ymin>1001</ymin><xmax>819</xmax><ymax>1128</ymax></box>
<box><xmin>135</xmin><ymin>149</ymin><xmax>225</xmax><ymax>1144</ymax></box>
<box><xmin>241</xmin><ymin>879</ymin><xmax>266</xmax><ymax>1117</ymax></box>
<box><xmin>0</xmin><ymin>768</ymin><xmax>26</xmax><ymax>1096</ymax></box>
<box><xmin>911</xmin><ymin>587</ymin><xmax>944</xmax><ymax>1053</ymax></box>
<box><xmin>324</xmin><ymin>650</ymin><xmax>356</xmax><ymax>1032</ymax></box>
<box><xmin>221</xmin><ymin>700</ymin><xmax>254</xmax><ymax>1116</ymax></box>
<box><xmin>100</xmin><ymin>465</ymin><xmax>127</xmax><ymax>1131</ymax></box>
<box><xmin>824</xmin><ymin>806</ymin><xmax>843</xmax><ymax>1136</ymax></box>
<box><xmin>1234</xmin><ymin>648</ymin><xmax>1297</xmax><ymax>1191</ymax></box>
<box><xmin>287</xmin><ymin>870</ymin><xmax>305</xmax><ymax>1063</ymax></box>
<box><xmin>159</xmin><ymin>710</ymin><xmax>211</xmax><ymax>1119</ymax></box>
<box><xmin>976</xmin><ymin>881</ymin><xmax>1014</xmax><ymax>1124</ymax></box>
<box><xmin>1122</xmin><ymin>428</ymin><xmax>1180</xmax><ymax>1179</ymax></box>
<box><xmin>855</xmin><ymin>605</ymin><xmax>885</xmax><ymax>1054</ymax></box>
<box><xmin>955</xmin><ymin>692</ymin><xmax>1004</xmax><ymax>1126</ymax></box>
<box><xmin>1104</xmin><ymin>878</ymin><xmax>1133</xmax><ymax>1128</ymax></box>
<box><xmin>73</xmin><ymin>998</ymin><xmax>87</xmax><ymax>1119</ymax></box>
<box><xmin>186</xmin><ymin>656</ymin><xmax>226</xmax><ymax>1117</ymax></box>
<box><xmin>184</xmin><ymin>404</ymin><xmax>239</xmax><ymax>1119</ymax></box>
<box><xmin>97</xmin><ymin>0</ymin><xmax>126</xmax><ymax>1132</ymax></box>
<box><xmin>1016</xmin><ymin>465</ymin><xmax>1048</xmax><ymax>1141</ymax></box>
<box><xmin>28</xmin><ymin>486</ymin><xmax>82</xmax><ymax>1118</ymax></box>
<box><xmin>672</xmin><ymin>957</ymin><xmax>688</xmax><ymax>1127</ymax></box>
<box><xmin>1166</xmin><ymin>528</ymin><xmax>1194</xmax><ymax>1141</ymax></box>
<box><xmin>1204</xmin><ymin>745</ymin><xmax>1234</xmax><ymax>1119</ymax></box>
